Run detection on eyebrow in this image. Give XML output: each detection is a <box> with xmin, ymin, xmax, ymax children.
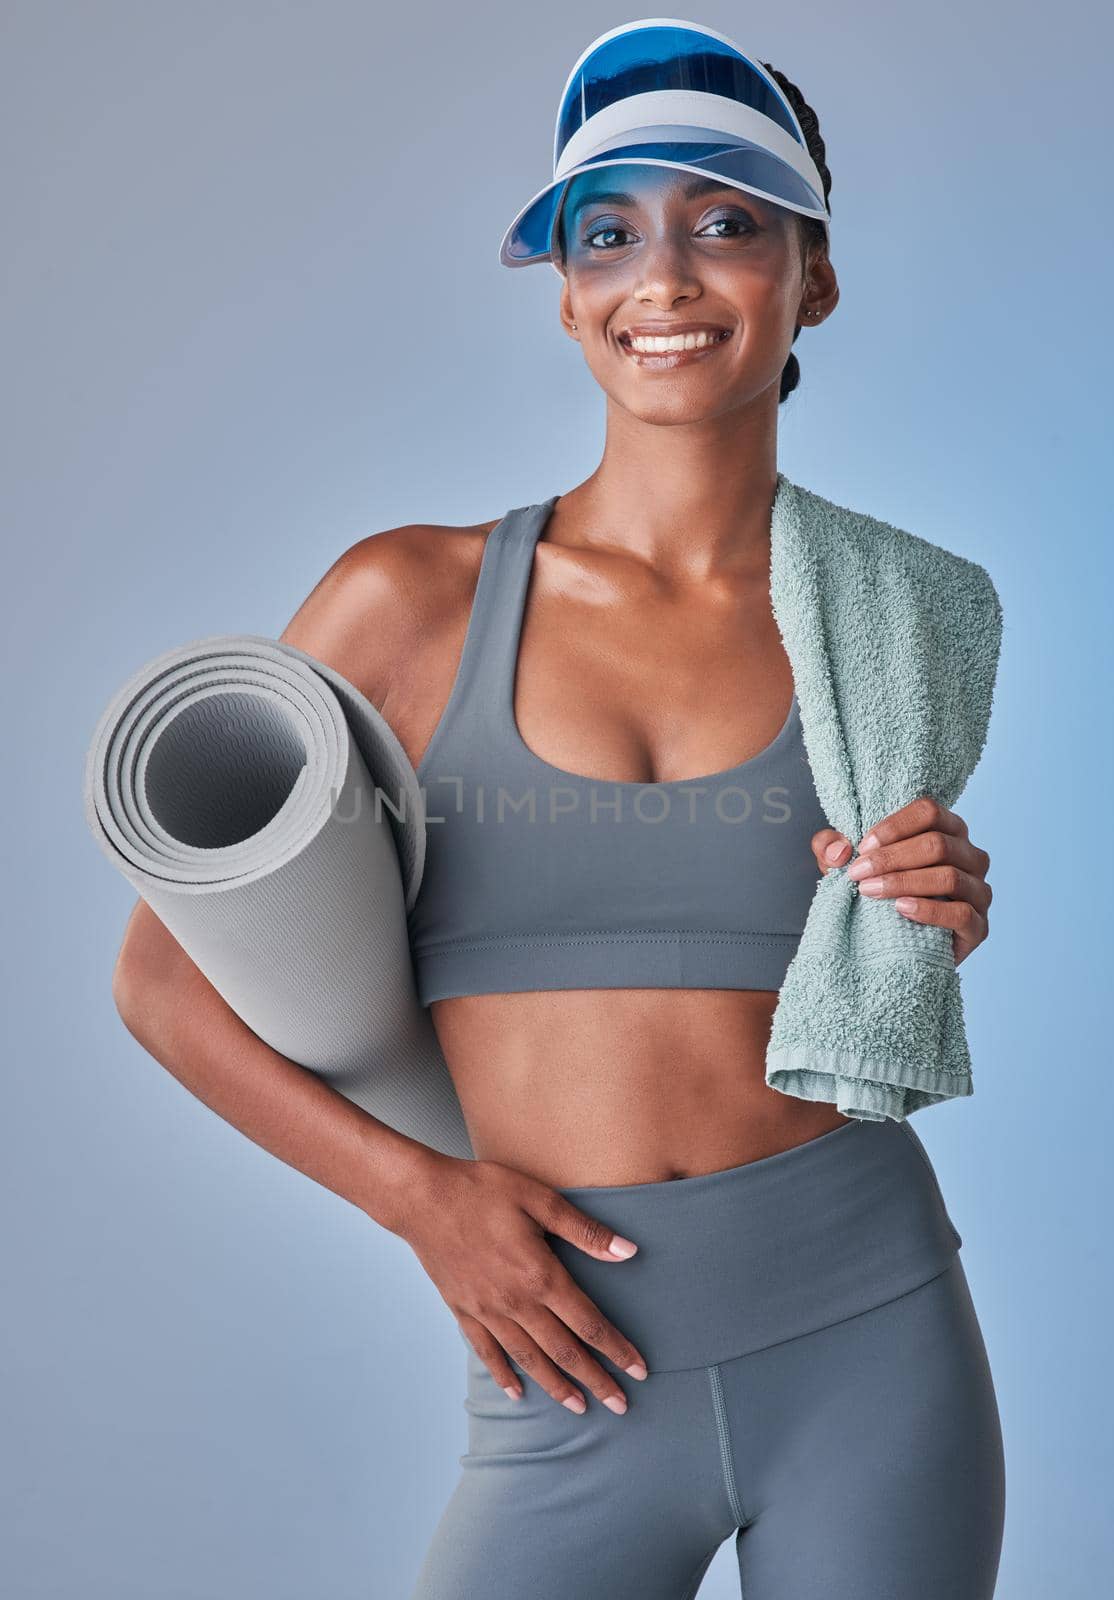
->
<box><xmin>567</xmin><ymin>177</ymin><xmax>742</xmax><ymax>220</ymax></box>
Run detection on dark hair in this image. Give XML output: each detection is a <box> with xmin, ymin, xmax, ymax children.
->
<box><xmin>553</xmin><ymin>64</ymin><xmax>832</xmax><ymax>406</ymax></box>
<box><xmin>761</xmin><ymin>64</ymin><xmax>832</xmax><ymax>404</ymax></box>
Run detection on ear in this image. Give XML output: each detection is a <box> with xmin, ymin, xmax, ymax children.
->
<box><xmin>800</xmin><ymin>243</ymin><xmax>840</xmax><ymax>325</ymax></box>
<box><xmin>557</xmin><ymin>271</ymin><xmax>579</xmax><ymax>340</ymax></box>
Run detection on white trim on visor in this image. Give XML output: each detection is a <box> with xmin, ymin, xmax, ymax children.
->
<box><xmin>550</xmin><ymin>16</ymin><xmax>804</xmax><ymax>165</ymax></box>
<box><xmin>555</xmin><ymin>89</ymin><xmax>827</xmax><ymax>208</ymax></box>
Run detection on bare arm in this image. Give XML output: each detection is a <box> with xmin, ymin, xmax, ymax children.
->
<box><xmin>111</xmin><ymin>902</ymin><xmax>435</xmax><ymax>1230</ymax></box>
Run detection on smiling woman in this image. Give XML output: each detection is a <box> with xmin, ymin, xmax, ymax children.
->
<box><xmin>392</xmin><ymin>18</ymin><xmax>1005</xmax><ymax>1600</ymax></box>
<box><xmin>399</xmin><ymin>18</ymin><xmax>1005</xmax><ymax>1600</ymax></box>
<box><xmin>540</xmin><ymin>168</ymin><xmax>836</xmax><ymax>437</ymax></box>
<box><xmin>106</xmin><ymin>16</ymin><xmax>1005</xmax><ymax>1600</ymax></box>
<box><xmin>552</xmin><ymin>159</ymin><xmax>834</xmax><ymax>394</ymax></box>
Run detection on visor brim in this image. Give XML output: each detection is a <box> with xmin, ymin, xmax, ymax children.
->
<box><xmin>499</xmin><ymin>144</ymin><xmax>830</xmax><ymax>269</ymax></box>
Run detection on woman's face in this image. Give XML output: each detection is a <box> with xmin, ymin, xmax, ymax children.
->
<box><xmin>555</xmin><ymin>165</ymin><xmax>837</xmax><ymax>424</ymax></box>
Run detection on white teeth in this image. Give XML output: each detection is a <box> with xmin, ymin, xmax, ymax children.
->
<box><xmin>626</xmin><ymin>330</ymin><xmax>726</xmax><ymax>353</ymax></box>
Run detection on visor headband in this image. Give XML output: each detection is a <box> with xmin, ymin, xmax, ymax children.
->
<box><xmin>554</xmin><ymin>89</ymin><xmax>828</xmax><ymax>212</ymax></box>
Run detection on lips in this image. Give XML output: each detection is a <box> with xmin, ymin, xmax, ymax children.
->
<box><xmin>617</xmin><ymin>326</ymin><xmax>732</xmax><ymax>348</ymax></box>
<box><xmin>615</xmin><ymin>326</ymin><xmax>735</xmax><ymax>369</ymax></box>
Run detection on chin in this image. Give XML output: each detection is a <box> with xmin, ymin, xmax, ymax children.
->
<box><xmin>609</xmin><ymin>379</ymin><xmax>752</xmax><ymax>427</ymax></box>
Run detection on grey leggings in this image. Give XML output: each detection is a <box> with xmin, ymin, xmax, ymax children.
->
<box><xmin>411</xmin><ymin>1118</ymin><xmax>1006</xmax><ymax>1599</ymax></box>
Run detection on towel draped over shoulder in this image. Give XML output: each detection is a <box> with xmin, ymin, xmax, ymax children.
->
<box><xmin>766</xmin><ymin>473</ymin><xmax>1004</xmax><ymax>1120</ymax></box>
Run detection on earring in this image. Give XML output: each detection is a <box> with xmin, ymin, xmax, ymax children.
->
<box><xmin>571</xmin><ymin>321</ymin><xmax>577</xmax><ymax>329</ymax></box>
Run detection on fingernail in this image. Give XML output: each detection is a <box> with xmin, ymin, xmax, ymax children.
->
<box><xmin>858</xmin><ymin>878</ymin><xmax>884</xmax><ymax>896</ymax></box>
<box><xmin>625</xmin><ymin>1362</ymin><xmax>648</xmax><ymax>1380</ymax></box>
<box><xmin>503</xmin><ymin>1385</ymin><xmax>522</xmax><ymax>1400</ymax></box>
<box><xmin>895</xmin><ymin>897</ymin><xmax>917</xmax><ymax>913</ymax></box>
<box><xmin>604</xmin><ymin>1395</ymin><xmax>628</xmax><ymax>1414</ymax></box>
<box><xmin>859</xmin><ymin>831</ymin><xmax>880</xmax><ymax>852</ymax></box>
<box><xmin>825</xmin><ymin>839</ymin><xmax>848</xmax><ymax>862</ymax></box>
<box><xmin>608</xmin><ymin>1236</ymin><xmax>638</xmax><ymax>1258</ymax></box>
<box><xmin>847</xmin><ymin>856</ymin><xmax>872</xmax><ymax>879</ymax></box>
<box><xmin>563</xmin><ymin>1394</ymin><xmax>587</xmax><ymax>1413</ymax></box>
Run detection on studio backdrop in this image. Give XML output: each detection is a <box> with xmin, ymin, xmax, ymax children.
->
<box><xmin>3</xmin><ymin>3</ymin><xmax>1111</xmax><ymax>1598</ymax></box>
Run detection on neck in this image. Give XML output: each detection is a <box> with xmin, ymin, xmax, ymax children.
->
<box><xmin>555</xmin><ymin>398</ymin><xmax>781</xmax><ymax>578</ymax></box>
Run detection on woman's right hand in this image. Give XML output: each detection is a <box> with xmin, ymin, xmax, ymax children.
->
<box><xmin>393</xmin><ymin>1154</ymin><xmax>650</xmax><ymax>1415</ymax></box>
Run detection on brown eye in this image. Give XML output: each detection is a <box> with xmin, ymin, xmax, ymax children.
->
<box><xmin>583</xmin><ymin>221</ymin><xmax>635</xmax><ymax>250</ymax></box>
<box><xmin>698</xmin><ymin>212</ymin><xmax>757</xmax><ymax>239</ymax></box>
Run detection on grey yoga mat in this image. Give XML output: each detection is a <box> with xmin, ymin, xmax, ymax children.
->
<box><xmin>82</xmin><ymin>633</ymin><xmax>475</xmax><ymax>1160</ymax></box>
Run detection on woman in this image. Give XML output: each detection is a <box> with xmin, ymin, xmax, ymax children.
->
<box><xmin>112</xmin><ymin>19</ymin><xmax>1005</xmax><ymax>1599</ymax></box>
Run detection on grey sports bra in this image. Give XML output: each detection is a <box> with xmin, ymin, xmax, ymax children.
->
<box><xmin>405</xmin><ymin>497</ymin><xmax>829</xmax><ymax>1005</ymax></box>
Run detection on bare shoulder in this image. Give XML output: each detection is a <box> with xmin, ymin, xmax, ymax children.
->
<box><xmin>279</xmin><ymin>516</ymin><xmax>501</xmax><ymax>710</ymax></box>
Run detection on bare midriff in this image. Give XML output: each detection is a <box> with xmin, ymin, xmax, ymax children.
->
<box><xmin>427</xmin><ymin>988</ymin><xmax>852</xmax><ymax>1188</ymax></box>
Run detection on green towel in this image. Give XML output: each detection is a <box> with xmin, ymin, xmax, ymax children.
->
<box><xmin>767</xmin><ymin>473</ymin><xmax>1004</xmax><ymax>1121</ymax></box>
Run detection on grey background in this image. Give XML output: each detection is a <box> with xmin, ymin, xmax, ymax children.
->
<box><xmin>3</xmin><ymin>2</ymin><xmax>1111</xmax><ymax>1596</ymax></box>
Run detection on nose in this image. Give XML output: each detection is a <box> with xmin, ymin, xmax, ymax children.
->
<box><xmin>631</xmin><ymin>233</ymin><xmax>704</xmax><ymax>309</ymax></box>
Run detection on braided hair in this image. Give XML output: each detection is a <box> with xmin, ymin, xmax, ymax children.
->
<box><xmin>761</xmin><ymin>63</ymin><xmax>833</xmax><ymax>403</ymax></box>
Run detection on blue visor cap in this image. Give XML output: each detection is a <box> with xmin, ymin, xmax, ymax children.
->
<box><xmin>499</xmin><ymin>19</ymin><xmax>831</xmax><ymax>269</ymax></box>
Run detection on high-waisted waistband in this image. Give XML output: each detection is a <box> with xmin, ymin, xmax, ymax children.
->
<box><xmin>545</xmin><ymin>1117</ymin><xmax>962</xmax><ymax>1372</ymax></box>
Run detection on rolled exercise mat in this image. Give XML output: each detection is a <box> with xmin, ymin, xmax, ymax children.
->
<box><xmin>82</xmin><ymin>633</ymin><xmax>475</xmax><ymax>1160</ymax></box>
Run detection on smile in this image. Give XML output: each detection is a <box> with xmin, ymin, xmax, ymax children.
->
<box><xmin>617</xmin><ymin>328</ymin><xmax>733</xmax><ymax>367</ymax></box>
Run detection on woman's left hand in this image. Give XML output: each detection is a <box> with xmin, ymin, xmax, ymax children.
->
<box><xmin>810</xmin><ymin>797</ymin><xmax>992</xmax><ymax>966</ymax></box>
